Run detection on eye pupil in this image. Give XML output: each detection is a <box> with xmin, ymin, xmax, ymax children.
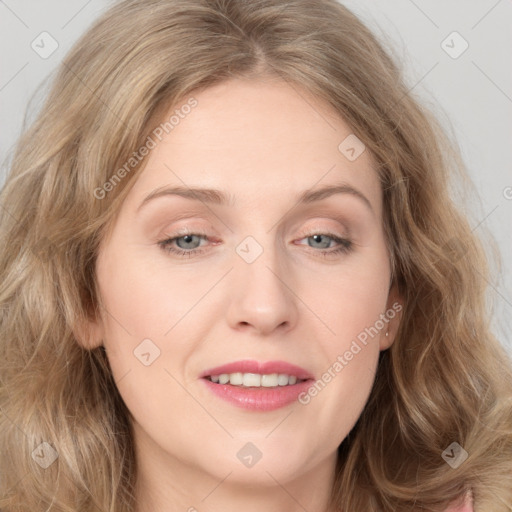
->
<box><xmin>310</xmin><ymin>234</ymin><xmax>330</xmax><ymax>249</ymax></box>
<box><xmin>177</xmin><ymin>234</ymin><xmax>200</xmax><ymax>249</ymax></box>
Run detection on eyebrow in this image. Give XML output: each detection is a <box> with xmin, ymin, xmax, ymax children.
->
<box><xmin>137</xmin><ymin>182</ymin><xmax>373</xmax><ymax>213</ymax></box>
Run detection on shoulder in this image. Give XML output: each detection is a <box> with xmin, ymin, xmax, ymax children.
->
<box><xmin>445</xmin><ymin>490</ymin><xmax>473</xmax><ymax>512</ymax></box>
<box><xmin>445</xmin><ymin>503</ymin><xmax>473</xmax><ymax>512</ymax></box>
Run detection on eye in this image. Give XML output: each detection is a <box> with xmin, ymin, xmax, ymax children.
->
<box><xmin>295</xmin><ymin>232</ymin><xmax>353</xmax><ymax>258</ymax></box>
<box><xmin>158</xmin><ymin>232</ymin><xmax>210</xmax><ymax>257</ymax></box>
<box><xmin>158</xmin><ymin>229</ymin><xmax>353</xmax><ymax>259</ymax></box>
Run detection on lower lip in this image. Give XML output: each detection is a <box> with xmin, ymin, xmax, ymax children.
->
<box><xmin>201</xmin><ymin>378</ymin><xmax>313</xmax><ymax>411</ymax></box>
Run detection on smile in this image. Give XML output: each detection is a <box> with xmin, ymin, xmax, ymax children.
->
<box><xmin>200</xmin><ymin>360</ymin><xmax>314</xmax><ymax>411</ymax></box>
<box><xmin>206</xmin><ymin>372</ymin><xmax>306</xmax><ymax>387</ymax></box>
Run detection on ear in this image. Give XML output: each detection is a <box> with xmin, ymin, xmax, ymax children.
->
<box><xmin>72</xmin><ymin>306</ymin><xmax>105</xmax><ymax>350</ymax></box>
<box><xmin>379</xmin><ymin>282</ymin><xmax>403</xmax><ymax>351</ymax></box>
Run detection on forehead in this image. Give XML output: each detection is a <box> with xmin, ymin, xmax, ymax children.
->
<box><xmin>123</xmin><ymin>78</ymin><xmax>382</xmax><ymax>216</ymax></box>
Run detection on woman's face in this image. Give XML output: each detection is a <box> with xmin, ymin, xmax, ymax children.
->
<box><xmin>88</xmin><ymin>77</ymin><xmax>401</xmax><ymax>500</ymax></box>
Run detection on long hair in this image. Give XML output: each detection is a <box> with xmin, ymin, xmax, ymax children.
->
<box><xmin>1</xmin><ymin>1</ymin><xmax>511</xmax><ymax>510</ymax></box>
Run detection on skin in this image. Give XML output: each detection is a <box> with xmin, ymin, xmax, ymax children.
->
<box><xmin>82</xmin><ymin>76</ymin><xmax>402</xmax><ymax>512</ymax></box>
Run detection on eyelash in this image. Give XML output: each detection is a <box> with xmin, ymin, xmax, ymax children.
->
<box><xmin>157</xmin><ymin>230</ymin><xmax>353</xmax><ymax>259</ymax></box>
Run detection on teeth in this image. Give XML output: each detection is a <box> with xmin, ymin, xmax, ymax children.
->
<box><xmin>261</xmin><ymin>373</ymin><xmax>277</xmax><ymax>387</ymax></box>
<box><xmin>208</xmin><ymin>372</ymin><xmax>304</xmax><ymax>387</ymax></box>
<box><xmin>277</xmin><ymin>374</ymin><xmax>289</xmax><ymax>386</ymax></box>
<box><xmin>229</xmin><ymin>372</ymin><xmax>243</xmax><ymax>385</ymax></box>
<box><xmin>243</xmin><ymin>373</ymin><xmax>261</xmax><ymax>387</ymax></box>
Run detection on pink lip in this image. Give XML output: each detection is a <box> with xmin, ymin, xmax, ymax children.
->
<box><xmin>199</xmin><ymin>359</ymin><xmax>315</xmax><ymax>412</ymax></box>
<box><xmin>199</xmin><ymin>359</ymin><xmax>314</xmax><ymax>380</ymax></box>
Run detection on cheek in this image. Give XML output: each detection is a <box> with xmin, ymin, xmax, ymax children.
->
<box><xmin>95</xmin><ymin>252</ymin><xmax>193</xmax><ymax>452</ymax></box>
<box><xmin>300</xmin><ymin>322</ymin><xmax>381</xmax><ymax>445</ymax></box>
<box><xmin>94</xmin><ymin>245</ymin><xmax>209</xmax><ymax>414</ymax></box>
<box><xmin>298</xmin><ymin>252</ymin><xmax>390</xmax><ymax>438</ymax></box>
<box><xmin>96</xmin><ymin>242</ymin><xmax>208</xmax><ymax>345</ymax></box>
<box><xmin>306</xmin><ymin>247</ymin><xmax>391</xmax><ymax>344</ymax></box>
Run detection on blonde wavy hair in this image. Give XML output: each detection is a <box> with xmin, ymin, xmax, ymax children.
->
<box><xmin>1</xmin><ymin>0</ymin><xmax>511</xmax><ymax>510</ymax></box>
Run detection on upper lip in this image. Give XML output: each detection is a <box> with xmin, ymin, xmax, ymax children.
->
<box><xmin>200</xmin><ymin>360</ymin><xmax>315</xmax><ymax>380</ymax></box>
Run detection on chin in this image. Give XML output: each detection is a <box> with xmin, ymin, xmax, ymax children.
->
<box><xmin>200</xmin><ymin>442</ymin><xmax>311</xmax><ymax>486</ymax></box>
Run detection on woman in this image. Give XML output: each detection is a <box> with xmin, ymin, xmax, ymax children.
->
<box><xmin>0</xmin><ymin>0</ymin><xmax>510</xmax><ymax>510</ymax></box>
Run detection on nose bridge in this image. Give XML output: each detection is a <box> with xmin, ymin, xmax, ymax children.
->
<box><xmin>225</xmin><ymin>230</ymin><xmax>298</xmax><ymax>334</ymax></box>
<box><xmin>235</xmin><ymin>231</ymin><xmax>288</xmax><ymax>298</ymax></box>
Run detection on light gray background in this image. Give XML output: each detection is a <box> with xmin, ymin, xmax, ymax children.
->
<box><xmin>1</xmin><ymin>0</ymin><xmax>511</xmax><ymax>352</ymax></box>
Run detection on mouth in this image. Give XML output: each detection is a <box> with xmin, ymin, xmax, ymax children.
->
<box><xmin>199</xmin><ymin>360</ymin><xmax>315</xmax><ymax>411</ymax></box>
<box><xmin>204</xmin><ymin>372</ymin><xmax>307</xmax><ymax>387</ymax></box>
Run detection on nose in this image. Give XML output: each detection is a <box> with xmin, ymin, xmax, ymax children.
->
<box><xmin>225</xmin><ymin>238</ymin><xmax>299</xmax><ymax>337</ymax></box>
